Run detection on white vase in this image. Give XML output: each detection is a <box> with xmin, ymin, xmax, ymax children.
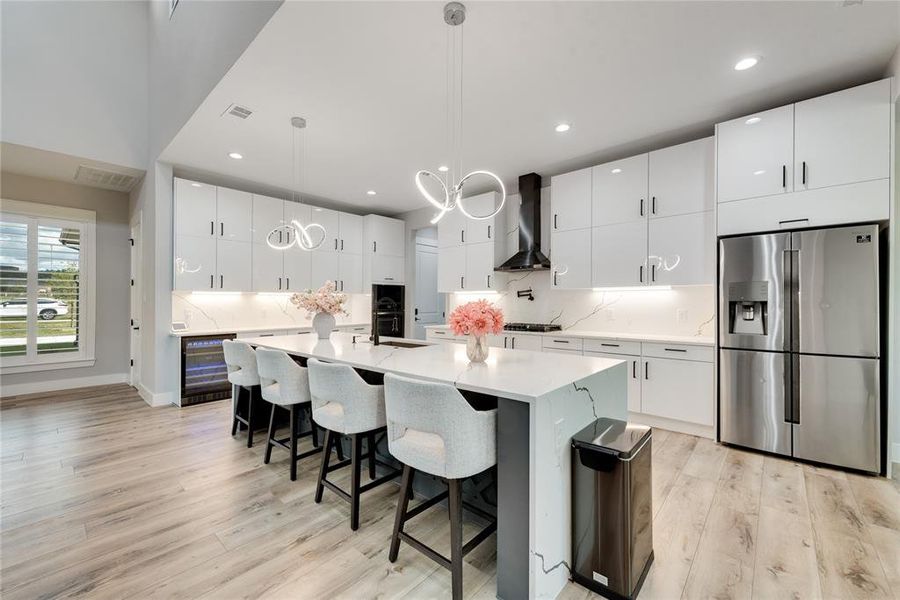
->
<box><xmin>312</xmin><ymin>312</ymin><xmax>335</xmax><ymax>339</ymax></box>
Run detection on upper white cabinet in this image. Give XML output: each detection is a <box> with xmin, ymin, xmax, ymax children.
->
<box><xmin>716</xmin><ymin>78</ymin><xmax>892</xmax><ymax>235</ymax></box>
<box><xmin>436</xmin><ymin>201</ymin><xmax>506</xmax><ymax>292</ymax></box>
<box><xmin>463</xmin><ymin>192</ymin><xmax>500</xmax><ymax>244</ymax></box>
<box><xmin>216</xmin><ymin>239</ymin><xmax>252</xmax><ymax>291</ymax></box>
<box><xmin>591</xmin><ymin>222</ymin><xmax>647</xmax><ymax>288</ymax></box>
<box><xmin>648</xmin><ymin>211</ymin><xmax>715</xmax><ymax>286</ymax></box>
<box><xmin>312</xmin><ymin>208</ymin><xmax>341</xmax><ymax>253</ymax></box>
<box><xmin>364</xmin><ymin>215</ymin><xmax>406</xmax><ymax>286</ymax></box>
<box><xmin>437</xmin><ymin>245</ymin><xmax>466</xmax><ymax>292</ymax></box>
<box><xmin>550</xmin><ymin>228</ymin><xmax>592</xmax><ymax>289</ymax></box>
<box><xmin>216</xmin><ymin>187</ymin><xmax>253</xmax><ymax>243</ymax></box>
<box><xmin>338</xmin><ymin>253</ymin><xmax>363</xmax><ymax>293</ymax></box>
<box><xmin>283</xmin><ymin>248</ymin><xmax>311</xmax><ymax>292</ymax></box>
<box><xmin>252</xmin><ymin>195</ymin><xmax>286</xmax><ymax>245</ymax></box>
<box><xmin>252</xmin><ymin>242</ymin><xmax>285</xmax><ymax>292</ymax></box>
<box><xmin>550</xmin><ymin>168</ymin><xmax>592</xmax><ymax>232</ymax></box>
<box><xmin>465</xmin><ymin>242</ymin><xmax>499</xmax><ymax>291</ymax></box>
<box><xmin>174</xmin><ymin>179</ymin><xmax>217</xmax><ymax>238</ymax></box>
<box><xmin>648</xmin><ymin>137</ymin><xmax>714</xmax><ymax>217</ymax></box>
<box><xmin>592</xmin><ymin>154</ymin><xmax>648</xmax><ymax>226</ymax></box>
<box><xmin>793</xmin><ymin>79</ymin><xmax>891</xmax><ymax>192</ymax></box>
<box><xmin>311</xmin><ymin>251</ymin><xmax>340</xmax><ymax>290</ymax></box>
<box><xmin>437</xmin><ymin>207</ymin><xmax>467</xmax><ymax>248</ymax></box>
<box><xmin>717</xmin><ymin>105</ymin><xmax>794</xmax><ymax>203</ymax></box>
<box><xmin>174</xmin><ymin>234</ymin><xmax>217</xmax><ymax>291</ymax></box>
<box><xmin>339</xmin><ymin>213</ymin><xmax>364</xmax><ymax>255</ymax></box>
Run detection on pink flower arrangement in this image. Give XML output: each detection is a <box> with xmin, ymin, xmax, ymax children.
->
<box><xmin>290</xmin><ymin>281</ymin><xmax>349</xmax><ymax>318</ymax></box>
<box><xmin>448</xmin><ymin>300</ymin><xmax>504</xmax><ymax>337</ymax></box>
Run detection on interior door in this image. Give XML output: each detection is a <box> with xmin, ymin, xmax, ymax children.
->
<box><xmin>716</xmin><ymin>104</ymin><xmax>794</xmax><ymax>203</ymax></box>
<box><xmin>551</xmin><ymin>228</ymin><xmax>592</xmax><ymax>289</ymax></box>
<box><xmin>793</xmin><ymin>354</ymin><xmax>880</xmax><ymax>472</ymax></box>
<box><xmin>719</xmin><ymin>349</ymin><xmax>791</xmax><ymax>456</ymax></box>
<box><xmin>414</xmin><ymin>241</ymin><xmax>443</xmax><ymax>340</ymax></box>
<box><xmin>592</xmin><ymin>154</ymin><xmax>648</xmax><ymax>226</ymax></box>
<box><xmin>794</xmin><ymin>79</ymin><xmax>891</xmax><ymax>192</ymax></box>
<box><xmin>794</xmin><ymin>225</ymin><xmax>879</xmax><ymax>357</ymax></box>
<box><xmin>129</xmin><ymin>219</ymin><xmax>141</xmax><ymax>387</ymax></box>
<box><xmin>591</xmin><ymin>222</ymin><xmax>647</xmax><ymax>288</ymax></box>
<box><xmin>648</xmin><ymin>211</ymin><xmax>715</xmax><ymax>286</ymax></box>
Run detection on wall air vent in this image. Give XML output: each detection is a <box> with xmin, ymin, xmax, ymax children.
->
<box><xmin>223</xmin><ymin>103</ymin><xmax>253</xmax><ymax>119</ymax></box>
<box><xmin>73</xmin><ymin>165</ymin><xmax>139</xmax><ymax>192</ymax></box>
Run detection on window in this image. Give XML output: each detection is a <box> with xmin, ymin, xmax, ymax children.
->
<box><xmin>0</xmin><ymin>200</ymin><xmax>95</xmax><ymax>373</ymax></box>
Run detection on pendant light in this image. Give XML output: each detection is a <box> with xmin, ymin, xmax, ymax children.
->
<box><xmin>267</xmin><ymin>117</ymin><xmax>326</xmax><ymax>251</ymax></box>
<box><xmin>415</xmin><ymin>2</ymin><xmax>506</xmax><ymax>225</ymax></box>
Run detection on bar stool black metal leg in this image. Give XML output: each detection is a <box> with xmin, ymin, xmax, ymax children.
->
<box><xmin>310</xmin><ymin>410</ymin><xmax>320</xmax><ymax>448</ymax></box>
<box><xmin>368</xmin><ymin>431</ymin><xmax>376</xmax><ymax>480</ymax></box>
<box><xmin>289</xmin><ymin>405</ymin><xmax>299</xmax><ymax>481</ymax></box>
<box><xmin>350</xmin><ymin>434</ymin><xmax>362</xmax><ymax>530</ymax></box>
<box><xmin>315</xmin><ymin>430</ymin><xmax>333</xmax><ymax>503</ymax></box>
<box><xmin>389</xmin><ymin>464</ymin><xmax>414</xmax><ymax>562</ymax></box>
<box><xmin>264</xmin><ymin>404</ymin><xmax>277</xmax><ymax>464</ymax></box>
<box><xmin>246</xmin><ymin>387</ymin><xmax>255</xmax><ymax>448</ymax></box>
<box><xmin>231</xmin><ymin>384</ymin><xmax>239</xmax><ymax>436</ymax></box>
<box><xmin>448</xmin><ymin>478</ymin><xmax>463</xmax><ymax>600</ymax></box>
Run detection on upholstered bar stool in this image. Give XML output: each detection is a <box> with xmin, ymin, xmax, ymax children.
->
<box><xmin>222</xmin><ymin>340</ymin><xmax>263</xmax><ymax>448</ymax></box>
<box><xmin>384</xmin><ymin>373</ymin><xmax>498</xmax><ymax>600</ymax></box>
<box><xmin>307</xmin><ymin>358</ymin><xmax>402</xmax><ymax>531</ymax></box>
<box><xmin>255</xmin><ymin>348</ymin><xmax>324</xmax><ymax>481</ymax></box>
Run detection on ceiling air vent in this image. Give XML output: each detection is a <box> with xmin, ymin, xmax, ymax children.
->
<box><xmin>73</xmin><ymin>165</ymin><xmax>139</xmax><ymax>192</ymax></box>
<box><xmin>223</xmin><ymin>103</ymin><xmax>253</xmax><ymax>119</ymax></box>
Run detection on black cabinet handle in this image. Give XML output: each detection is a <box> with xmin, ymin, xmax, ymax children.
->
<box><xmin>341</xmin><ymin>239</ymin><xmax>344</xmax><ymax>251</ymax></box>
<box><xmin>664</xmin><ymin>347</ymin><xmax>687</xmax><ymax>353</ymax></box>
<box><xmin>462</xmin><ymin>230</ymin><xmax>465</xmax><ymax>243</ymax></box>
<box><xmin>334</xmin><ymin>238</ymin><xmax>338</xmax><ymax>250</ymax></box>
<box><xmin>644</xmin><ymin>361</ymin><xmax>649</xmax><ymax>380</ymax></box>
<box><xmin>504</xmin><ymin>337</ymin><xmax>508</xmax><ymax>348</ymax></box>
<box><xmin>782</xmin><ymin>165</ymin><xmax>787</xmax><ymax>189</ymax></box>
<box><xmin>278</xmin><ymin>277</ymin><xmax>282</xmax><ymax>290</ymax></box>
<box><xmin>511</xmin><ymin>337</ymin><xmax>516</xmax><ymax>349</ymax></box>
<box><xmin>640</xmin><ymin>198</ymin><xmax>644</xmax><ymax>216</ymax></box>
<box><xmin>802</xmin><ymin>161</ymin><xmax>807</xmax><ymax>185</ymax></box>
<box><xmin>553</xmin><ymin>214</ymin><xmax>558</xmax><ymax>229</ymax></box>
<box><xmin>632</xmin><ymin>360</ymin><xmax>637</xmax><ymax>379</ymax></box>
<box><xmin>553</xmin><ymin>339</ymin><xmax>569</xmax><ymax>344</ymax></box>
<box><xmin>651</xmin><ymin>264</ymin><xmax>656</xmax><ymax>282</ymax></box>
<box><xmin>210</xmin><ymin>221</ymin><xmax>214</xmax><ymax>235</ymax></box>
<box><xmin>652</xmin><ymin>196</ymin><xmax>657</xmax><ymax>214</ymax></box>
<box><xmin>373</xmin><ymin>241</ymin><xmax>377</xmax><ymax>252</ymax></box>
<box><xmin>487</xmin><ymin>225</ymin><xmax>491</xmax><ymax>239</ymax></box>
<box><xmin>286</xmin><ymin>277</ymin><xmax>290</xmax><ymax>290</ymax></box>
<box><xmin>601</xmin><ymin>343</ymin><xmax>620</xmax><ymax>347</ymax></box>
<box><xmin>209</xmin><ymin>274</ymin><xmax>213</xmax><ymax>288</ymax></box>
<box><xmin>220</xmin><ymin>275</ymin><xmax>223</xmax><ymax>288</ymax></box>
<box><xmin>460</xmin><ymin>276</ymin><xmax>464</xmax><ymax>289</ymax></box>
<box><xmin>487</xmin><ymin>274</ymin><xmax>491</xmax><ymax>288</ymax></box>
<box><xmin>220</xmin><ymin>222</ymin><xmax>224</xmax><ymax>236</ymax></box>
<box><xmin>639</xmin><ymin>265</ymin><xmax>644</xmax><ymax>283</ymax></box>
<box><xmin>553</xmin><ymin>271</ymin><xmax>558</xmax><ymax>286</ymax></box>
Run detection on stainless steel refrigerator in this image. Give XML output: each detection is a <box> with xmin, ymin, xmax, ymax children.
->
<box><xmin>718</xmin><ymin>224</ymin><xmax>882</xmax><ymax>473</ymax></box>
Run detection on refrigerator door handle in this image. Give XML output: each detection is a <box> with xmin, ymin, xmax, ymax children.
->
<box><xmin>792</xmin><ymin>354</ymin><xmax>800</xmax><ymax>425</ymax></box>
<box><xmin>790</xmin><ymin>245</ymin><xmax>800</xmax><ymax>353</ymax></box>
<box><xmin>782</xmin><ymin>249</ymin><xmax>793</xmax><ymax>353</ymax></box>
<box><xmin>783</xmin><ymin>353</ymin><xmax>793</xmax><ymax>424</ymax></box>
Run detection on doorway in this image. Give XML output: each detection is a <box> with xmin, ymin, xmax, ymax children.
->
<box><xmin>413</xmin><ymin>229</ymin><xmax>443</xmax><ymax>339</ymax></box>
<box><xmin>129</xmin><ymin>215</ymin><xmax>141</xmax><ymax>388</ymax></box>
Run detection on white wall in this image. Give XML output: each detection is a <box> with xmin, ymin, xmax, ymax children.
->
<box><xmin>885</xmin><ymin>44</ymin><xmax>899</xmax><ymax>469</ymax></box>
<box><xmin>0</xmin><ymin>0</ymin><xmax>148</xmax><ymax>170</ymax></box>
<box><xmin>0</xmin><ymin>173</ymin><xmax>131</xmax><ymax>394</ymax></box>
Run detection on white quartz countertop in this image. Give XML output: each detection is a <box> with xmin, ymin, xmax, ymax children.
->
<box><xmin>242</xmin><ymin>332</ymin><xmax>623</xmax><ymax>403</ymax></box>
<box><xmin>169</xmin><ymin>322</ymin><xmax>371</xmax><ymax>338</ymax></box>
<box><xmin>423</xmin><ymin>324</ymin><xmax>714</xmax><ymax>346</ymax></box>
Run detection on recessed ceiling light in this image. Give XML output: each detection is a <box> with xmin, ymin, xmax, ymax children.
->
<box><xmin>367</xmin><ymin>190</ymin><xmax>377</xmax><ymax>196</ymax></box>
<box><xmin>438</xmin><ymin>165</ymin><xmax>449</xmax><ymax>172</ymax></box>
<box><xmin>745</xmin><ymin>117</ymin><xmax>762</xmax><ymax>125</ymax></box>
<box><xmin>555</xmin><ymin>123</ymin><xmax>571</xmax><ymax>133</ymax></box>
<box><xmin>611</xmin><ymin>168</ymin><xmax>622</xmax><ymax>174</ymax></box>
<box><xmin>753</xmin><ymin>170</ymin><xmax>766</xmax><ymax>176</ymax></box>
<box><xmin>191</xmin><ymin>183</ymin><xmax>202</xmax><ymax>188</ymax></box>
<box><xmin>228</xmin><ymin>152</ymin><xmax>243</xmax><ymax>160</ymax></box>
<box><xmin>734</xmin><ymin>56</ymin><xmax>759</xmax><ymax>71</ymax></box>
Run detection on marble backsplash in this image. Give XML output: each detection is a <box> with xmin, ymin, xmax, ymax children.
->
<box><xmin>447</xmin><ymin>271</ymin><xmax>716</xmax><ymax>338</ymax></box>
<box><xmin>171</xmin><ymin>291</ymin><xmax>372</xmax><ymax>332</ymax></box>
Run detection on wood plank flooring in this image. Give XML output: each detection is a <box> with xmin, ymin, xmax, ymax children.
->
<box><xmin>1</xmin><ymin>384</ymin><xmax>898</xmax><ymax>599</ymax></box>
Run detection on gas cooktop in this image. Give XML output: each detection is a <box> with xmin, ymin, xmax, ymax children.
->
<box><xmin>503</xmin><ymin>322</ymin><xmax>563</xmax><ymax>333</ymax></box>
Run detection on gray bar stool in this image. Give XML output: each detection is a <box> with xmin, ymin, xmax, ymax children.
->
<box><xmin>307</xmin><ymin>358</ymin><xmax>402</xmax><ymax>531</ymax></box>
<box><xmin>384</xmin><ymin>373</ymin><xmax>497</xmax><ymax>600</ymax></box>
<box><xmin>222</xmin><ymin>340</ymin><xmax>262</xmax><ymax>448</ymax></box>
<box><xmin>255</xmin><ymin>348</ymin><xmax>325</xmax><ymax>481</ymax></box>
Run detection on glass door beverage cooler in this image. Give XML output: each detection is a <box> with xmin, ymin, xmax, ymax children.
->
<box><xmin>180</xmin><ymin>334</ymin><xmax>236</xmax><ymax>406</ymax></box>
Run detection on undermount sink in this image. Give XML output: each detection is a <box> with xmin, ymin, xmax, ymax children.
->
<box><xmin>379</xmin><ymin>341</ymin><xmax>428</xmax><ymax>348</ymax></box>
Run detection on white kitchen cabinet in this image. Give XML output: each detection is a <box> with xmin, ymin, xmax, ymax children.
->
<box><xmin>649</xmin><ymin>137</ymin><xmax>714</xmax><ymax>217</ymax></box>
<box><xmin>465</xmin><ymin>242</ymin><xmax>500</xmax><ymax>291</ymax></box>
<box><xmin>307</xmin><ymin>207</ymin><xmax>339</xmax><ymax>252</ymax></box>
<box><xmin>252</xmin><ymin>194</ymin><xmax>285</xmax><ymax>246</ymax></box>
<box><xmin>463</xmin><ymin>192</ymin><xmax>500</xmax><ymax>244</ymax></box>
<box><xmin>550</xmin><ymin>228</ymin><xmax>592</xmax><ymax>289</ymax></box>
<box><xmin>369</xmin><ymin>254</ymin><xmax>404</xmax><ymax>285</ymax></box>
<box><xmin>283</xmin><ymin>201</ymin><xmax>311</xmax><ymax>245</ymax></box>
<box><xmin>585</xmin><ymin>350</ymin><xmax>641</xmax><ymax>412</ymax></box>
<box><xmin>488</xmin><ymin>333</ymin><xmax>543</xmax><ymax>351</ymax></box>
<box><xmin>216</xmin><ymin>187</ymin><xmax>253</xmax><ymax>243</ymax></box>
<box><xmin>283</xmin><ymin>248</ymin><xmax>311</xmax><ymax>292</ymax></box>
<box><xmin>550</xmin><ymin>167</ymin><xmax>592</xmax><ymax>233</ymax></box>
<box><xmin>174</xmin><ymin>179</ymin><xmax>216</xmax><ymax>238</ymax></box>
<box><xmin>592</xmin><ymin>154</ymin><xmax>648</xmax><ymax>226</ymax></box>
<box><xmin>251</xmin><ymin>243</ymin><xmax>285</xmax><ymax>292</ymax></box>
<box><xmin>648</xmin><ymin>211</ymin><xmax>715</xmax><ymax>286</ymax></box>
<box><xmin>591</xmin><ymin>221</ymin><xmax>647</xmax><ymax>288</ymax></box>
<box><xmin>174</xmin><ymin>234</ymin><xmax>216</xmax><ymax>291</ymax></box>
<box><xmin>641</xmin><ymin>356</ymin><xmax>713</xmax><ymax>426</ymax></box>
<box><xmin>438</xmin><ymin>245</ymin><xmax>466</xmax><ymax>292</ymax></box>
<box><xmin>366</xmin><ymin>214</ymin><xmax>405</xmax><ymax>257</ymax></box>
<box><xmin>310</xmin><ymin>251</ymin><xmax>340</xmax><ymax>290</ymax></box>
<box><xmin>338</xmin><ymin>252</ymin><xmax>363</xmax><ymax>293</ymax></box>
<box><xmin>543</xmin><ymin>348</ymin><xmax>583</xmax><ymax>356</ymax></box>
<box><xmin>216</xmin><ymin>240</ymin><xmax>252</xmax><ymax>291</ymax></box>
<box><xmin>716</xmin><ymin>104</ymin><xmax>794</xmax><ymax>203</ymax></box>
<box><xmin>794</xmin><ymin>79</ymin><xmax>891</xmax><ymax>192</ymax></box>
<box><xmin>437</xmin><ymin>207</ymin><xmax>467</xmax><ymax>248</ymax></box>
<box><xmin>339</xmin><ymin>213</ymin><xmax>364</xmax><ymax>255</ymax></box>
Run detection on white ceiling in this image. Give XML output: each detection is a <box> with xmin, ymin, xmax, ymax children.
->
<box><xmin>1</xmin><ymin>142</ymin><xmax>145</xmax><ymax>193</ymax></box>
<box><xmin>161</xmin><ymin>1</ymin><xmax>899</xmax><ymax>215</ymax></box>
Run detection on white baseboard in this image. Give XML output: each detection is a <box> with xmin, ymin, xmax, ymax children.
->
<box><xmin>628</xmin><ymin>411</ymin><xmax>716</xmax><ymax>440</ymax></box>
<box><xmin>137</xmin><ymin>383</ymin><xmax>177</xmax><ymax>408</ymax></box>
<box><xmin>1</xmin><ymin>373</ymin><xmax>128</xmax><ymax>397</ymax></box>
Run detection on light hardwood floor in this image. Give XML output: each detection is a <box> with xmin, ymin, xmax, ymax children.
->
<box><xmin>1</xmin><ymin>384</ymin><xmax>898</xmax><ymax>599</ymax></box>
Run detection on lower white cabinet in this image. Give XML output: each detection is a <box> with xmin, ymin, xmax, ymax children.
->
<box><xmin>490</xmin><ymin>334</ymin><xmax>543</xmax><ymax>351</ymax></box>
<box><xmin>591</xmin><ymin>222</ymin><xmax>647</xmax><ymax>287</ymax></box>
<box><xmin>465</xmin><ymin>242</ymin><xmax>500</xmax><ymax>291</ymax></box>
<box><xmin>640</xmin><ymin>356</ymin><xmax>714</xmax><ymax>426</ymax></box>
<box><xmin>550</xmin><ymin>228</ymin><xmax>592</xmax><ymax>289</ymax></box>
<box><xmin>585</xmin><ymin>350</ymin><xmax>642</xmax><ymax>413</ymax></box>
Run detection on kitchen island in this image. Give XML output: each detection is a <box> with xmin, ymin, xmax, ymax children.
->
<box><xmin>242</xmin><ymin>332</ymin><xmax>627</xmax><ymax>600</ymax></box>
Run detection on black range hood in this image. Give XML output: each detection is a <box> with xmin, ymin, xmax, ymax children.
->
<box><xmin>495</xmin><ymin>172</ymin><xmax>551</xmax><ymax>271</ymax></box>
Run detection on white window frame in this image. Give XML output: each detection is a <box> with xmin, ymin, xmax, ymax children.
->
<box><xmin>0</xmin><ymin>199</ymin><xmax>96</xmax><ymax>374</ymax></box>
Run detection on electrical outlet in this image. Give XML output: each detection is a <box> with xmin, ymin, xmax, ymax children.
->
<box><xmin>677</xmin><ymin>309</ymin><xmax>688</xmax><ymax>323</ymax></box>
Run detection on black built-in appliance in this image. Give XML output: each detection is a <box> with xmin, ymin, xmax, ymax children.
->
<box><xmin>504</xmin><ymin>322</ymin><xmax>562</xmax><ymax>333</ymax></box>
<box><xmin>180</xmin><ymin>333</ymin><xmax>236</xmax><ymax>406</ymax></box>
<box><xmin>371</xmin><ymin>284</ymin><xmax>405</xmax><ymax>339</ymax></box>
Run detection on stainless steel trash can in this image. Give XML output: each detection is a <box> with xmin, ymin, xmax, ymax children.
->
<box><xmin>571</xmin><ymin>418</ymin><xmax>653</xmax><ymax>600</ymax></box>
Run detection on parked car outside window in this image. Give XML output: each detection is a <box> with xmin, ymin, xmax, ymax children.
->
<box><xmin>0</xmin><ymin>298</ymin><xmax>69</xmax><ymax>320</ymax></box>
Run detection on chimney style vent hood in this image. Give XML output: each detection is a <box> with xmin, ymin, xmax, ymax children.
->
<box><xmin>495</xmin><ymin>173</ymin><xmax>551</xmax><ymax>271</ymax></box>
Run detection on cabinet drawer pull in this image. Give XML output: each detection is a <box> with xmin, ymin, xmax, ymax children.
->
<box><xmin>552</xmin><ymin>339</ymin><xmax>569</xmax><ymax>344</ymax></box>
<box><xmin>487</xmin><ymin>225</ymin><xmax>491</xmax><ymax>239</ymax></box>
<box><xmin>640</xmin><ymin>198</ymin><xmax>644</xmax><ymax>216</ymax></box>
<box><xmin>779</xmin><ymin>218</ymin><xmax>809</xmax><ymax>227</ymax></box>
<box><xmin>632</xmin><ymin>360</ymin><xmax>637</xmax><ymax>379</ymax></box>
<box><xmin>601</xmin><ymin>343</ymin><xmax>620</xmax><ymax>347</ymax></box>
<box><xmin>664</xmin><ymin>347</ymin><xmax>687</xmax><ymax>353</ymax></box>
<box><xmin>782</xmin><ymin>165</ymin><xmax>787</xmax><ymax>189</ymax></box>
<box><xmin>384</xmin><ymin>277</ymin><xmax>394</xmax><ymax>281</ymax></box>
<box><xmin>434</xmin><ymin>330</ymin><xmax>446</xmax><ymax>335</ymax></box>
<box><xmin>801</xmin><ymin>161</ymin><xmax>807</xmax><ymax>185</ymax></box>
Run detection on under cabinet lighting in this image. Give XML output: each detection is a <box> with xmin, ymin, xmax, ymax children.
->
<box><xmin>190</xmin><ymin>291</ymin><xmax>242</xmax><ymax>297</ymax></box>
<box><xmin>592</xmin><ymin>286</ymin><xmax>672</xmax><ymax>292</ymax></box>
<box><xmin>734</xmin><ymin>57</ymin><xmax>759</xmax><ymax>71</ymax></box>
